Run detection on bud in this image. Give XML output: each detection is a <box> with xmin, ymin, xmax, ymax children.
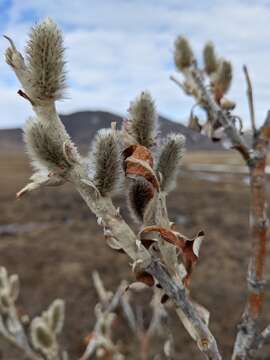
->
<box><xmin>127</xmin><ymin>179</ymin><xmax>155</xmax><ymax>223</ymax></box>
<box><xmin>0</xmin><ymin>290</ymin><xmax>11</xmax><ymax>312</ymax></box>
<box><xmin>126</xmin><ymin>91</ymin><xmax>157</xmax><ymax>148</ymax></box>
<box><xmin>203</xmin><ymin>42</ymin><xmax>218</xmax><ymax>75</ymax></box>
<box><xmin>24</xmin><ymin>117</ymin><xmax>73</xmax><ymax>172</ymax></box>
<box><xmin>47</xmin><ymin>299</ymin><xmax>65</xmax><ymax>334</ymax></box>
<box><xmin>174</xmin><ymin>36</ymin><xmax>194</xmax><ymax>71</ymax></box>
<box><xmin>89</xmin><ymin>129</ymin><xmax>122</xmax><ymax>196</ymax></box>
<box><xmin>214</xmin><ymin>59</ymin><xmax>233</xmax><ymax>96</ymax></box>
<box><xmin>156</xmin><ymin>134</ymin><xmax>185</xmax><ymax>193</ymax></box>
<box><xmin>0</xmin><ymin>267</ymin><xmax>8</xmax><ymax>289</ymax></box>
<box><xmin>9</xmin><ymin>274</ymin><xmax>20</xmax><ymax>302</ymax></box>
<box><xmin>26</xmin><ymin>18</ymin><xmax>66</xmax><ymax>101</ymax></box>
<box><xmin>31</xmin><ymin>318</ymin><xmax>55</xmax><ymax>352</ymax></box>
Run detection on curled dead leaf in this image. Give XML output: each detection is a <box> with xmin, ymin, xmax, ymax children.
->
<box><xmin>123</xmin><ymin>144</ymin><xmax>153</xmax><ymax>167</ymax></box>
<box><xmin>123</xmin><ymin>145</ymin><xmax>159</xmax><ymax>189</ymax></box>
<box><xmin>140</xmin><ymin>226</ymin><xmax>205</xmax><ymax>286</ymax></box>
<box><xmin>140</xmin><ymin>225</ymin><xmax>183</xmax><ymax>247</ymax></box>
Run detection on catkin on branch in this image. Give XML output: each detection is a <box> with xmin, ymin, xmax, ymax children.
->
<box><xmin>25</xmin><ymin>17</ymin><xmax>66</xmax><ymax>101</ymax></box>
<box><xmin>126</xmin><ymin>91</ymin><xmax>157</xmax><ymax>148</ymax></box>
<box><xmin>24</xmin><ymin>117</ymin><xmax>71</xmax><ymax>172</ymax></box>
<box><xmin>156</xmin><ymin>134</ymin><xmax>185</xmax><ymax>193</ymax></box>
<box><xmin>89</xmin><ymin>129</ymin><xmax>122</xmax><ymax>196</ymax></box>
<box><xmin>203</xmin><ymin>42</ymin><xmax>218</xmax><ymax>75</ymax></box>
<box><xmin>174</xmin><ymin>36</ymin><xmax>194</xmax><ymax>71</ymax></box>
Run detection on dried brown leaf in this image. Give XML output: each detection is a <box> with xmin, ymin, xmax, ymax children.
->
<box><xmin>123</xmin><ymin>145</ymin><xmax>159</xmax><ymax>189</ymax></box>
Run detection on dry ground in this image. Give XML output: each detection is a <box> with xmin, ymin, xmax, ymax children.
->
<box><xmin>1</xmin><ymin>150</ymin><xmax>270</xmax><ymax>359</ymax></box>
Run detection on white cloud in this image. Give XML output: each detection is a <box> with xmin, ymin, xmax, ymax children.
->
<box><xmin>0</xmin><ymin>0</ymin><xmax>270</xmax><ymax>129</ymax></box>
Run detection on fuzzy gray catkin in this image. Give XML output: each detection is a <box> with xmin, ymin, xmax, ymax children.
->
<box><xmin>47</xmin><ymin>299</ymin><xmax>65</xmax><ymax>334</ymax></box>
<box><xmin>30</xmin><ymin>319</ymin><xmax>55</xmax><ymax>353</ymax></box>
<box><xmin>30</xmin><ymin>299</ymin><xmax>65</xmax><ymax>355</ymax></box>
<box><xmin>23</xmin><ymin>117</ymin><xmax>71</xmax><ymax>172</ymax></box>
<box><xmin>156</xmin><ymin>134</ymin><xmax>185</xmax><ymax>193</ymax></box>
<box><xmin>215</xmin><ymin>59</ymin><xmax>232</xmax><ymax>95</ymax></box>
<box><xmin>25</xmin><ymin>18</ymin><xmax>66</xmax><ymax>101</ymax></box>
<box><xmin>0</xmin><ymin>269</ymin><xmax>19</xmax><ymax>315</ymax></box>
<box><xmin>89</xmin><ymin>129</ymin><xmax>122</xmax><ymax>196</ymax></box>
<box><xmin>174</xmin><ymin>36</ymin><xmax>194</xmax><ymax>71</ymax></box>
<box><xmin>203</xmin><ymin>42</ymin><xmax>218</xmax><ymax>75</ymax></box>
<box><xmin>127</xmin><ymin>91</ymin><xmax>157</xmax><ymax>148</ymax></box>
<box><xmin>127</xmin><ymin>179</ymin><xmax>154</xmax><ymax>223</ymax></box>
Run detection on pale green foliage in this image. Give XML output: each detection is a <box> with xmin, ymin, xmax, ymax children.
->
<box><xmin>25</xmin><ymin>17</ymin><xmax>66</xmax><ymax>101</ymax></box>
<box><xmin>89</xmin><ymin>129</ymin><xmax>122</xmax><ymax>196</ymax></box>
<box><xmin>174</xmin><ymin>36</ymin><xmax>194</xmax><ymax>71</ymax></box>
<box><xmin>203</xmin><ymin>42</ymin><xmax>218</xmax><ymax>75</ymax></box>
<box><xmin>156</xmin><ymin>134</ymin><xmax>185</xmax><ymax>193</ymax></box>
<box><xmin>127</xmin><ymin>91</ymin><xmax>157</xmax><ymax>148</ymax></box>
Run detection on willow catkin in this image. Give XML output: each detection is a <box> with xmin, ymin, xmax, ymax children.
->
<box><xmin>25</xmin><ymin>18</ymin><xmax>66</xmax><ymax>101</ymax></box>
<box><xmin>156</xmin><ymin>134</ymin><xmax>185</xmax><ymax>193</ymax></box>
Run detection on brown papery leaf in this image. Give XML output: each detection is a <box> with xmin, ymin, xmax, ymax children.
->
<box><xmin>140</xmin><ymin>225</ymin><xmax>184</xmax><ymax>248</ymax></box>
<box><xmin>123</xmin><ymin>145</ymin><xmax>159</xmax><ymax>189</ymax></box>
<box><xmin>180</xmin><ymin>231</ymin><xmax>204</xmax><ymax>286</ymax></box>
<box><xmin>140</xmin><ymin>226</ymin><xmax>204</xmax><ymax>286</ymax></box>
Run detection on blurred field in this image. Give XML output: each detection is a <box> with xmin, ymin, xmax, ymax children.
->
<box><xmin>184</xmin><ymin>150</ymin><xmax>270</xmax><ymax>166</ymax></box>
<box><xmin>1</xmin><ymin>150</ymin><xmax>270</xmax><ymax>359</ymax></box>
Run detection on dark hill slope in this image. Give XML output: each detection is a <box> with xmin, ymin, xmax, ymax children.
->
<box><xmin>0</xmin><ymin>110</ymin><xmax>221</xmax><ymax>151</ymax></box>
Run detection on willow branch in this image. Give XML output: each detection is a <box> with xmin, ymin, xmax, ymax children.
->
<box><xmin>5</xmin><ymin>30</ymin><xmax>222</xmax><ymax>360</ymax></box>
<box><xmin>232</xmin><ymin>111</ymin><xmax>270</xmax><ymax>360</ymax></box>
<box><xmin>0</xmin><ymin>297</ymin><xmax>43</xmax><ymax>360</ymax></box>
<box><xmin>243</xmin><ymin>65</ymin><xmax>256</xmax><ymax>135</ymax></box>
<box><xmin>252</xmin><ymin>323</ymin><xmax>270</xmax><ymax>351</ymax></box>
<box><xmin>120</xmin><ymin>294</ymin><xmax>137</xmax><ymax>334</ymax></box>
<box><xmin>171</xmin><ymin>37</ymin><xmax>270</xmax><ymax>360</ymax></box>
<box><xmin>0</xmin><ymin>316</ymin><xmax>42</xmax><ymax>360</ymax></box>
<box><xmin>79</xmin><ymin>278</ymin><xmax>126</xmax><ymax>360</ymax></box>
<box><xmin>170</xmin><ymin>75</ymin><xmax>186</xmax><ymax>93</ymax></box>
<box><xmin>148</xmin><ymin>261</ymin><xmax>221</xmax><ymax>359</ymax></box>
<box><xmin>190</xmin><ymin>67</ymin><xmax>253</xmax><ymax>163</ymax></box>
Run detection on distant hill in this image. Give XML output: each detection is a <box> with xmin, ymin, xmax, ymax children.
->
<box><xmin>0</xmin><ymin>110</ymin><xmax>221</xmax><ymax>151</ymax></box>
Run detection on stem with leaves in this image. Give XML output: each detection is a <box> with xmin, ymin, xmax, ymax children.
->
<box><xmin>171</xmin><ymin>35</ymin><xmax>270</xmax><ymax>360</ymax></box>
<box><xmin>4</xmin><ymin>19</ymin><xmax>222</xmax><ymax>360</ymax></box>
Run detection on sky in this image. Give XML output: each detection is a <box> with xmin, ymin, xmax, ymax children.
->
<box><xmin>0</xmin><ymin>0</ymin><xmax>269</xmax><ymax>129</ymax></box>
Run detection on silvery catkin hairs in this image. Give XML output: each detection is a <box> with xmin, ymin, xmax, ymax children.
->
<box><xmin>127</xmin><ymin>91</ymin><xmax>157</xmax><ymax>148</ymax></box>
<box><xmin>25</xmin><ymin>17</ymin><xmax>66</xmax><ymax>101</ymax></box>
<box><xmin>88</xmin><ymin>129</ymin><xmax>122</xmax><ymax>197</ymax></box>
<box><xmin>24</xmin><ymin>117</ymin><xmax>71</xmax><ymax>172</ymax></box>
<box><xmin>156</xmin><ymin>134</ymin><xmax>185</xmax><ymax>193</ymax></box>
